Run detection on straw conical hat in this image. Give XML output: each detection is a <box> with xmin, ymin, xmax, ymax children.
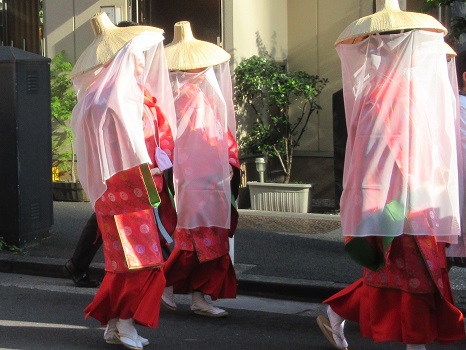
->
<box><xmin>445</xmin><ymin>42</ymin><xmax>457</xmax><ymax>58</ymax></box>
<box><xmin>335</xmin><ymin>0</ymin><xmax>447</xmax><ymax>45</ymax></box>
<box><xmin>72</xmin><ymin>12</ymin><xmax>163</xmax><ymax>77</ymax></box>
<box><xmin>164</xmin><ymin>21</ymin><xmax>230</xmax><ymax>70</ymax></box>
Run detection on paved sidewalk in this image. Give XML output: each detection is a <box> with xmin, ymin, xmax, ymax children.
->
<box><xmin>0</xmin><ymin>201</ymin><xmax>465</xmax><ymax>312</ymax></box>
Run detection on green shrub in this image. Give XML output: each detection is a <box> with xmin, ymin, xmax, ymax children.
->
<box><xmin>50</xmin><ymin>51</ymin><xmax>77</xmax><ymax>182</ymax></box>
<box><xmin>234</xmin><ymin>53</ymin><xmax>328</xmax><ymax>183</ymax></box>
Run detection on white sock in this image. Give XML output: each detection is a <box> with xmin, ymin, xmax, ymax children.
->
<box><xmin>327</xmin><ymin>306</ymin><xmax>348</xmax><ymax>349</ymax></box>
<box><xmin>192</xmin><ymin>291</ymin><xmax>209</xmax><ymax>307</ymax></box>
<box><xmin>107</xmin><ymin>318</ymin><xmax>117</xmax><ymax>330</ymax></box>
<box><xmin>116</xmin><ymin>318</ymin><xmax>138</xmax><ymax>338</ymax></box>
<box><xmin>406</xmin><ymin>345</ymin><xmax>426</xmax><ymax>350</ymax></box>
<box><xmin>162</xmin><ymin>285</ymin><xmax>176</xmax><ymax>307</ymax></box>
<box><xmin>104</xmin><ymin>318</ymin><xmax>118</xmax><ymax>339</ymax></box>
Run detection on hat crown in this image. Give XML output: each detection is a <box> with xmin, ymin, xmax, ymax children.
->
<box><xmin>172</xmin><ymin>21</ymin><xmax>195</xmax><ymax>44</ymax></box>
<box><xmin>377</xmin><ymin>0</ymin><xmax>401</xmax><ymax>12</ymax></box>
<box><xmin>164</xmin><ymin>20</ymin><xmax>230</xmax><ymax>70</ymax></box>
<box><xmin>90</xmin><ymin>12</ymin><xmax>115</xmax><ymax>37</ymax></box>
<box><xmin>335</xmin><ymin>0</ymin><xmax>446</xmax><ymax>45</ymax></box>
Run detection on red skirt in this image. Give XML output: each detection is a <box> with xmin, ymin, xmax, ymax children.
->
<box><xmin>164</xmin><ymin>248</ymin><xmax>237</xmax><ymax>300</ymax></box>
<box><xmin>324</xmin><ymin>277</ymin><xmax>465</xmax><ymax>344</ymax></box>
<box><xmin>84</xmin><ymin>268</ymin><xmax>165</xmax><ymax>328</ymax></box>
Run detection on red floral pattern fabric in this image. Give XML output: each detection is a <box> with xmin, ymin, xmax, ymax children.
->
<box><xmin>363</xmin><ymin>235</ymin><xmax>444</xmax><ymax>294</ymax></box>
<box><xmin>96</xmin><ymin>166</ymin><xmax>163</xmax><ymax>272</ymax></box>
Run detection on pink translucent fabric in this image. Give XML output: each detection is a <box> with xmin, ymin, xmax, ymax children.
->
<box><xmin>213</xmin><ymin>62</ymin><xmax>237</xmax><ymax>137</ymax></box>
<box><xmin>447</xmin><ymin>85</ymin><xmax>466</xmax><ymax>256</ymax></box>
<box><xmin>445</xmin><ymin>56</ymin><xmax>466</xmax><ymax>257</ymax></box>
<box><xmin>337</xmin><ymin>30</ymin><xmax>460</xmax><ymax>243</ymax></box>
<box><xmin>169</xmin><ymin>65</ymin><xmax>234</xmax><ymax>229</ymax></box>
<box><xmin>71</xmin><ymin>32</ymin><xmax>176</xmax><ymax>206</ymax></box>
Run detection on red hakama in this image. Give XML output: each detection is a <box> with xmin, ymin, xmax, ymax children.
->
<box><xmin>85</xmin><ymin>93</ymin><xmax>176</xmax><ymax>327</ymax></box>
<box><xmin>164</xmin><ymin>227</ymin><xmax>237</xmax><ymax>300</ymax></box>
<box><xmin>324</xmin><ymin>235</ymin><xmax>465</xmax><ymax>344</ymax></box>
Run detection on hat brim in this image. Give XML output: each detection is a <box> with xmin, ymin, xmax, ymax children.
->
<box><xmin>445</xmin><ymin>43</ymin><xmax>457</xmax><ymax>58</ymax></box>
<box><xmin>72</xmin><ymin>24</ymin><xmax>163</xmax><ymax>77</ymax></box>
<box><xmin>335</xmin><ymin>9</ymin><xmax>447</xmax><ymax>45</ymax></box>
<box><xmin>164</xmin><ymin>39</ymin><xmax>230</xmax><ymax>71</ymax></box>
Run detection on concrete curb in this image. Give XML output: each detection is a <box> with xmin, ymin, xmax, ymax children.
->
<box><xmin>0</xmin><ymin>253</ymin><xmax>342</xmax><ymax>302</ymax></box>
<box><xmin>1</xmin><ymin>253</ymin><xmax>465</xmax><ymax>313</ymax></box>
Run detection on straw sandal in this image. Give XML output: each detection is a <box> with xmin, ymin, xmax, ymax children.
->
<box><xmin>115</xmin><ymin>332</ymin><xmax>143</xmax><ymax>350</ymax></box>
<box><xmin>191</xmin><ymin>305</ymin><xmax>229</xmax><ymax>317</ymax></box>
<box><xmin>191</xmin><ymin>291</ymin><xmax>228</xmax><ymax>317</ymax></box>
<box><xmin>105</xmin><ymin>333</ymin><xmax>149</xmax><ymax>346</ymax></box>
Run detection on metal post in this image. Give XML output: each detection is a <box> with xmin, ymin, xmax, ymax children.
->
<box><xmin>255</xmin><ymin>157</ymin><xmax>266</xmax><ymax>183</ymax></box>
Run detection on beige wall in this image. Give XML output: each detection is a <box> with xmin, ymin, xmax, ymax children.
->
<box><xmin>43</xmin><ymin>0</ymin><xmax>129</xmax><ymax>61</ymax></box>
<box><xmin>287</xmin><ymin>0</ymin><xmax>373</xmax><ymax>154</ymax></box>
<box><xmin>225</xmin><ymin>0</ymin><xmax>376</xmax><ymax>155</ymax></box>
<box><xmin>225</xmin><ymin>0</ymin><xmax>288</xmax><ymax>65</ymax></box>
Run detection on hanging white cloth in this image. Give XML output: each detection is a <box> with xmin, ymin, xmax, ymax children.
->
<box><xmin>337</xmin><ymin>30</ymin><xmax>460</xmax><ymax>243</ymax></box>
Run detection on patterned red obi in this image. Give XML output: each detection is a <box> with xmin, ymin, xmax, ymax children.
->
<box><xmin>174</xmin><ymin>226</ymin><xmax>230</xmax><ymax>263</ymax></box>
<box><xmin>95</xmin><ymin>166</ymin><xmax>164</xmax><ymax>273</ymax></box>
<box><xmin>363</xmin><ymin>235</ymin><xmax>446</xmax><ymax>295</ymax></box>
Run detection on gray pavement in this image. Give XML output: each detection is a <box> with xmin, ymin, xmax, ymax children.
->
<box><xmin>1</xmin><ymin>272</ymin><xmax>466</xmax><ymax>349</ymax></box>
<box><xmin>0</xmin><ymin>201</ymin><xmax>466</xmax><ymax>310</ymax></box>
<box><xmin>1</xmin><ymin>201</ymin><xmax>466</xmax><ymax>349</ymax></box>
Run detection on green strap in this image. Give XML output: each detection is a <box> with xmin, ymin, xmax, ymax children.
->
<box><xmin>231</xmin><ymin>194</ymin><xmax>237</xmax><ymax>210</ymax></box>
<box><xmin>344</xmin><ymin>237</ymin><xmax>385</xmax><ymax>271</ymax></box>
<box><xmin>140</xmin><ymin>163</ymin><xmax>161</xmax><ymax>208</ymax></box>
<box><xmin>344</xmin><ymin>200</ymin><xmax>403</xmax><ymax>271</ymax></box>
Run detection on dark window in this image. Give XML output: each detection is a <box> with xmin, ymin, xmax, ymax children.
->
<box><xmin>0</xmin><ymin>0</ymin><xmax>41</xmax><ymax>54</ymax></box>
<box><xmin>137</xmin><ymin>0</ymin><xmax>221</xmax><ymax>45</ymax></box>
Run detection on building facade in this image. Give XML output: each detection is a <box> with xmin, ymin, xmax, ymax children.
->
<box><xmin>40</xmin><ymin>0</ymin><xmax>440</xmax><ymax>202</ymax></box>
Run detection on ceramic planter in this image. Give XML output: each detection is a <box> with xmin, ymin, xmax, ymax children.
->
<box><xmin>52</xmin><ymin>181</ymin><xmax>89</xmax><ymax>202</ymax></box>
<box><xmin>247</xmin><ymin>181</ymin><xmax>313</xmax><ymax>213</ymax></box>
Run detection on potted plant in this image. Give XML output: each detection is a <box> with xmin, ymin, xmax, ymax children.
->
<box><xmin>234</xmin><ymin>52</ymin><xmax>328</xmax><ymax>212</ymax></box>
<box><xmin>50</xmin><ymin>51</ymin><xmax>88</xmax><ymax>201</ymax></box>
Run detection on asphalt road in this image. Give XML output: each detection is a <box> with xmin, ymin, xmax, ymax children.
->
<box><xmin>0</xmin><ymin>273</ymin><xmax>465</xmax><ymax>350</ymax></box>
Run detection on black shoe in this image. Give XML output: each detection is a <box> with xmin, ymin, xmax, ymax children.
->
<box><xmin>64</xmin><ymin>260</ymin><xmax>99</xmax><ymax>288</ymax></box>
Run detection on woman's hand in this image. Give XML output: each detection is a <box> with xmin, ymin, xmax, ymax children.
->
<box><xmin>151</xmin><ymin>167</ymin><xmax>163</xmax><ymax>175</ymax></box>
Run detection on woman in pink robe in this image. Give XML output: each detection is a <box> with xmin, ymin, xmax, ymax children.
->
<box><xmin>317</xmin><ymin>6</ymin><xmax>465</xmax><ymax>349</ymax></box>
<box><xmin>161</xmin><ymin>21</ymin><xmax>240</xmax><ymax>317</ymax></box>
<box><xmin>70</xmin><ymin>13</ymin><xmax>177</xmax><ymax>349</ymax></box>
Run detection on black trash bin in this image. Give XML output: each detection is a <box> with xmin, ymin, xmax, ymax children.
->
<box><xmin>0</xmin><ymin>47</ymin><xmax>53</xmax><ymax>247</ymax></box>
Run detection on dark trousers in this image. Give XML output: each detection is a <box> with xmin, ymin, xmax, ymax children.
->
<box><xmin>71</xmin><ymin>213</ymin><xmax>102</xmax><ymax>272</ymax></box>
<box><xmin>71</xmin><ymin>212</ymin><xmax>172</xmax><ymax>272</ymax></box>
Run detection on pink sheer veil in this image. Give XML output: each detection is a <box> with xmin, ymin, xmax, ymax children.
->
<box><xmin>169</xmin><ymin>66</ymin><xmax>233</xmax><ymax>229</ymax></box>
<box><xmin>338</xmin><ymin>30</ymin><xmax>460</xmax><ymax>243</ymax></box>
<box><xmin>71</xmin><ymin>31</ymin><xmax>175</xmax><ymax>207</ymax></box>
